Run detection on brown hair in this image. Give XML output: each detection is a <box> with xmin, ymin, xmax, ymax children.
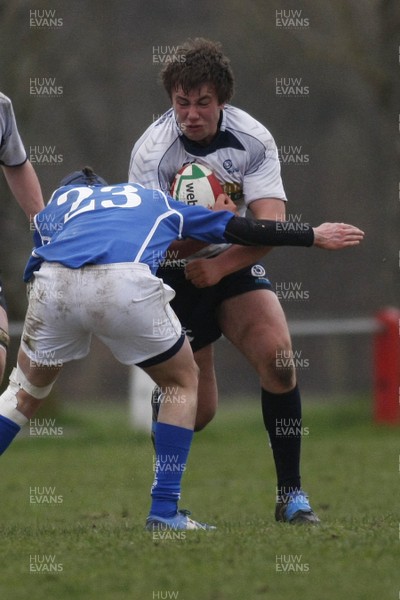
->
<box><xmin>160</xmin><ymin>38</ymin><xmax>235</xmax><ymax>104</ymax></box>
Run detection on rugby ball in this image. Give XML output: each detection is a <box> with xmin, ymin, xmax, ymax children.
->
<box><xmin>170</xmin><ymin>163</ymin><xmax>223</xmax><ymax>209</ymax></box>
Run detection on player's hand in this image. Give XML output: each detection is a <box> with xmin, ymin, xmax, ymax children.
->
<box><xmin>213</xmin><ymin>193</ymin><xmax>237</xmax><ymax>213</ymax></box>
<box><xmin>313</xmin><ymin>223</ymin><xmax>364</xmax><ymax>250</ymax></box>
<box><xmin>185</xmin><ymin>258</ymin><xmax>224</xmax><ymax>288</ymax></box>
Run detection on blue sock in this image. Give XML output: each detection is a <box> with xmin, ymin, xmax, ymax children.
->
<box><xmin>150</xmin><ymin>422</ymin><xmax>193</xmax><ymax>518</ymax></box>
<box><xmin>0</xmin><ymin>415</ymin><xmax>21</xmax><ymax>455</ymax></box>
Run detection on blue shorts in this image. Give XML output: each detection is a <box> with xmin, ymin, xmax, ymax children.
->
<box><xmin>156</xmin><ymin>263</ymin><xmax>273</xmax><ymax>352</ymax></box>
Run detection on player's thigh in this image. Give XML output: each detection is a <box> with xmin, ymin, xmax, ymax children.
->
<box><xmin>93</xmin><ymin>267</ymin><xmax>183</xmax><ymax>366</ymax></box>
<box><xmin>22</xmin><ymin>266</ymin><xmax>91</xmax><ymax>366</ymax></box>
<box><xmin>157</xmin><ymin>266</ymin><xmax>222</xmax><ymax>352</ymax></box>
<box><xmin>217</xmin><ymin>289</ymin><xmax>292</xmax><ymax>371</ymax></box>
<box><xmin>21</xmin><ymin>266</ymin><xmax>92</xmax><ymax>369</ymax></box>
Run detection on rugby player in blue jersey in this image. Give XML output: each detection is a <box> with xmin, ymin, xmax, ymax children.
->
<box><xmin>0</xmin><ymin>167</ymin><xmax>363</xmax><ymax>530</ymax></box>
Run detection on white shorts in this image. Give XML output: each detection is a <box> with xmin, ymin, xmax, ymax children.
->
<box><xmin>21</xmin><ymin>262</ymin><xmax>183</xmax><ymax>367</ymax></box>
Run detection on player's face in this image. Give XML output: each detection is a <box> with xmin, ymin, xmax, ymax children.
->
<box><xmin>171</xmin><ymin>85</ymin><xmax>224</xmax><ymax>146</ymax></box>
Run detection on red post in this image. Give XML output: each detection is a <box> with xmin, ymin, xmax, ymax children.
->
<box><xmin>373</xmin><ymin>307</ymin><xmax>400</xmax><ymax>424</ymax></box>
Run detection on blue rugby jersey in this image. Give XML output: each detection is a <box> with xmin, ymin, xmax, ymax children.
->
<box><xmin>24</xmin><ymin>182</ymin><xmax>233</xmax><ymax>281</ymax></box>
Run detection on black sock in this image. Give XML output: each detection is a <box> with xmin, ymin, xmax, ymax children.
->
<box><xmin>261</xmin><ymin>385</ymin><xmax>302</xmax><ymax>497</ymax></box>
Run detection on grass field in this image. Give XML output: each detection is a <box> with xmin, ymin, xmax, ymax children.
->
<box><xmin>0</xmin><ymin>396</ymin><xmax>397</xmax><ymax>600</ymax></box>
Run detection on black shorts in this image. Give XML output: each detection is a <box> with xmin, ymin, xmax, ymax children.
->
<box><xmin>157</xmin><ymin>263</ymin><xmax>273</xmax><ymax>352</ymax></box>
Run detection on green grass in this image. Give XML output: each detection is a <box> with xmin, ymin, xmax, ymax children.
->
<box><xmin>0</xmin><ymin>398</ymin><xmax>398</xmax><ymax>600</ymax></box>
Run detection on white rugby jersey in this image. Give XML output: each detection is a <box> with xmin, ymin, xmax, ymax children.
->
<box><xmin>0</xmin><ymin>92</ymin><xmax>27</xmax><ymax>166</ymax></box>
<box><xmin>129</xmin><ymin>104</ymin><xmax>286</xmax><ymax>258</ymax></box>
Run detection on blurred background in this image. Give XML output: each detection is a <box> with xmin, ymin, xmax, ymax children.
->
<box><xmin>0</xmin><ymin>0</ymin><xmax>398</xmax><ymax>405</ymax></box>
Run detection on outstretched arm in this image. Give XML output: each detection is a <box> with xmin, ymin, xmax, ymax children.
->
<box><xmin>185</xmin><ymin>215</ymin><xmax>364</xmax><ymax>287</ymax></box>
<box><xmin>223</xmin><ymin>216</ymin><xmax>364</xmax><ymax>249</ymax></box>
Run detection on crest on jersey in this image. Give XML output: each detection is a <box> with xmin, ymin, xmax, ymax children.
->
<box><xmin>222</xmin><ymin>159</ymin><xmax>239</xmax><ymax>175</ymax></box>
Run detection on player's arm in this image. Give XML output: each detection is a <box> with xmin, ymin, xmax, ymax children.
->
<box><xmin>164</xmin><ymin>193</ymin><xmax>238</xmax><ymax>259</ymax></box>
<box><xmin>185</xmin><ymin>197</ymin><xmax>284</xmax><ymax>287</ymax></box>
<box><xmin>223</xmin><ymin>216</ymin><xmax>363</xmax><ymax>249</ymax></box>
<box><xmin>185</xmin><ymin>199</ymin><xmax>364</xmax><ymax>287</ymax></box>
<box><xmin>164</xmin><ymin>238</ymin><xmax>209</xmax><ymax>259</ymax></box>
<box><xmin>2</xmin><ymin>160</ymin><xmax>44</xmax><ymax>220</ymax></box>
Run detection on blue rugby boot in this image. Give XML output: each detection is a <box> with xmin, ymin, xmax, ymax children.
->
<box><xmin>275</xmin><ymin>489</ymin><xmax>320</xmax><ymax>524</ymax></box>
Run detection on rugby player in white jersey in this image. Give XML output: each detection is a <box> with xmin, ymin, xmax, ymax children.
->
<box><xmin>0</xmin><ymin>167</ymin><xmax>363</xmax><ymax>530</ymax></box>
<box><xmin>129</xmin><ymin>38</ymin><xmax>361</xmax><ymax>524</ymax></box>
<box><xmin>0</xmin><ymin>92</ymin><xmax>44</xmax><ymax>384</ymax></box>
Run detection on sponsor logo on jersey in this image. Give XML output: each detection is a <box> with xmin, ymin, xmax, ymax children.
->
<box><xmin>222</xmin><ymin>182</ymin><xmax>243</xmax><ymax>203</ymax></box>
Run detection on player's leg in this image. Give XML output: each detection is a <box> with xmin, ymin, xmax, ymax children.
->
<box><xmin>0</xmin><ymin>263</ymin><xmax>88</xmax><ymax>456</ymax></box>
<box><xmin>0</xmin><ymin>347</ymin><xmax>61</xmax><ymax>454</ymax></box>
<box><xmin>149</xmin><ymin>343</ymin><xmax>217</xmax><ymax>430</ymax></box>
<box><xmin>152</xmin><ymin>343</ymin><xmax>218</xmax><ymax>433</ymax></box>
<box><xmin>94</xmin><ymin>264</ymin><xmax>216</xmax><ymax>531</ymax></box>
<box><xmin>218</xmin><ymin>288</ymin><xmax>319</xmax><ymax>524</ymax></box>
<box><xmin>141</xmin><ymin>338</ymin><xmax>215</xmax><ymax>530</ymax></box>
<box><xmin>151</xmin><ymin>266</ymin><xmax>220</xmax><ymax>434</ymax></box>
<box><xmin>192</xmin><ymin>344</ymin><xmax>218</xmax><ymax>430</ymax></box>
<box><xmin>143</xmin><ymin>336</ymin><xmax>199</xmax><ymax>429</ymax></box>
<box><xmin>0</xmin><ymin>274</ymin><xmax>55</xmax><ymax>454</ymax></box>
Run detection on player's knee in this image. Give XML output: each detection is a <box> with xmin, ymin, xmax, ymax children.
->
<box><xmin>0</xmin><ymin>367</ymin><xmax>31</xmax><ymax>427</ymax></box>
<box><xmin>273</xmin><ymin>365</ymin><xmax>296</xmax><ymax>390</ymax></box>
<box><xmin>0</xmin><ymin>364</ymin><xmax>55</xmax><ymax>417</ymax></box>
<box><xmin>0</xmin><ymin>364</ymin><xmax>57</xmax><ymax>427</ymax></box>
<box><xmin>10</xmin><ymin>364</ymin><xmax>55</xmax><ymax>400</ymax></box>
<box><xmin>266</xmin><ymin>348</ymin><xmax>296</xmax><ymax>390</ymax></box>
